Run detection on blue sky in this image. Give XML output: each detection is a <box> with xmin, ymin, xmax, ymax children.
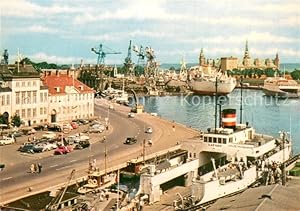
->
<box><xmin>1</xmin><ymin>0</ymin><xmax>300</xmax><ymax>65</ymax></box>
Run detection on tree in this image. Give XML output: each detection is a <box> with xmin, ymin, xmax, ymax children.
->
<box><xmin>11</xmin><ymin>114</ymin><xmax>22</xmax><ymax>127</ymax></box>
<box><xmin>291</xmin><ymin>70</ymin><xmax>300</xmax><ymax>80</ymax></box>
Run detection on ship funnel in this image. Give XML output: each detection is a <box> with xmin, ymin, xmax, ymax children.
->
<box><xmin>222</xmin><ymin>109</ymin><xmax>236</xmax><ymax>129</ymax></box>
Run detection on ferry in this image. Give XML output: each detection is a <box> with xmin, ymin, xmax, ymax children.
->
<box><xmin>173</xmin><ymin>108</ymin><xmax>292</xmax><ymax>210</ymax></box>
<box><xmin>262</xmin><ymin>77</ymin><xmax>300</xmax><ymax>98</ymax></box>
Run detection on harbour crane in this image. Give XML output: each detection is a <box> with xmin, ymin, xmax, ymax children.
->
<box><xmin>91</xmin><ymin>44</ymin><xmax>121</xmax><ymax>65</ymax></box>
<box><xmin>124</xmin><ymin>40</ymin><xmax>135</xmax><ymax>76</ymax></box>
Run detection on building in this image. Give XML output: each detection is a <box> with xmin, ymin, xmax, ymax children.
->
<box><xmin>220</xmin><ymin>57</ymin><xmax>238</xmax><ymax>72</ymax></box>
<box><xmin>0</xmin><ymin>62</ymin><xmax>49</xmax><ymax>126</ymax></box>
<box><xmin>42</xmin><ymin>70</ymin><xmax>95</xmax><ymax>123</ymax></box>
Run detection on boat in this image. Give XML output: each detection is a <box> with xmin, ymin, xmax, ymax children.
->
<box><xmin>172</xmin><ymin>108</ymin><xmax>292</xmax><ymax>210</ymax></box>
<box><xmin>262</xmin><ymin>76</ymin><xmax>300</xmax><ymax>98</ymax></box>
<box><xmin>188</xmin><ymin>71</ymin><xmax>236</xmax><ymax>95</ymax></box>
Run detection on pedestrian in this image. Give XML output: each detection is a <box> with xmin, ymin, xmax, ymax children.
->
<box><xmin>37</xmin><ymin>163</ymin><xmax>42</xmax><ymax>173</ymax></box>
<box><xmin>30</xmin><ymin>163</ymin><xmax>35</xmax><ymax>173</ymax></box>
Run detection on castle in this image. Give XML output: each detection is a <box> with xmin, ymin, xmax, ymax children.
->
<box><xmin>198</xmin><ymin>41</ymin><xmax>280</xmax><ymax>72</ymax></box>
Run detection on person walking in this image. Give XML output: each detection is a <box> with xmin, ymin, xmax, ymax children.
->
<box><xmin>37</xmin><ymin>163</ymin><xmax>42</xmax><ymax>173</ymax></box>
<box><xmin>30</xmin><ymin>163</ymin><xmax>35</xmax><ymax>173</ymax></box>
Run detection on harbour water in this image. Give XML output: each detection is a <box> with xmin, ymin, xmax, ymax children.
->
<box><xmin>137</xmin><ymin>89</ymin><xmax>300</xmax><ymax>153</ymax></box>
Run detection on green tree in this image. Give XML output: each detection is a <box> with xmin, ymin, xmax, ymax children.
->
<box><xmin>11</xmin><ymin>114</ymin><xmax>22</xmax><ymax>127</ymax></box>
<box><xmin>291</xmin><ymin>70</ymin><xmax>300</xmax><ymax>80</ymax></box>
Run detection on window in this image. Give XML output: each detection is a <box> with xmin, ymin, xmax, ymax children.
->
<box><xmin>229</xmin><ymin>137</ymin><xmax>233</xmax><ymax>143</ymax></box>
<box><xmin>194</xmin><ymin>153</ymin><xmax>196</xmax><ymax>158</ymax></box>
<box><xmin>218</xmin><ymin>138</ymin><xmax>222</xmax><ymax>144</ymax></box>
<box><xmin>22</xmin><ymin>82</ymin><xmax>25</xmax><ymax>87</ymax></box>
<box><xmin>213</xmin><ymin>137</ymin><xmax>217</xmax><ymax>143</ymax></box>
<box><xmin>26</xmin><ymin>91</ymin><xmax>31</xmax><ymax>103</ymax></box>
<box><xmin>16</xmin><ymin>92</ymin><xmax>20</xmax><ymax>104</ymax></box>
<box><xmin>40</xmin><ymin>108</ymin><xmax>43</xmax><ymax>115</ymax></box>
<box><xmin>33</xmin><ymin>91</ymin><xmax>37</xmax><ymax>103</ymax></box>
<box><xmin>16</xmin><ymin>110</ymin><xmax>20</xmax><ymax>115</ymax></box>
<box><xmin>16</xmin><ymin>82</ymin><xmax>20</xmax><ymax>87</ymax></box>
<box><xmin>208</xmin><ymin>137</ymin><xmax>212</xmax><ymax>143</ymax></box>
<box><xmin>22</xmin><ymin>109</ymin><xmax>25</xmax><ymax>118</ymax></box>
<box><xmin>223</xmin><ymin>138</ymin><xmax>226</xmax><ymax>144</ymax></box>
<box><xmin>6</xmin><ymin>95</ymin><xmax>10</xmax><ymax>105</ymax></box>
<box><xmin>204</xmin><ymin>137</ymin><xmax>207</xmax><ymax>142</ymax></box>
<box><xmin>33</xmin><ymin>108</ymin><xmax>36</xmax><ymax>117</ymax></box>
<box><xmin>33</xmin><ymin>81</ymin><xmax>36</xmax><ymax>86</ymax></box>
<box><xmin>27</xmin><ymin>108</ymin><xmax>31</xmax><ymax>118</ymax></box>
<box><xmin>21</xmin><ymin>92</ymin><xmax>25</xmax><ymax>103</ymax></box>
<box><xmin>44</xmin><ymin>93</ymin><xmax>47</xmax><ymax>102</ymax></box>
<box><xmin>40</xmin><ymin>93</ymin><xmax>43</xmax><ymax>103</ymax></box>
<box><xmin>1</xmin><ymin>95</ymin><xmax>4</xmax><ymax>106</ymax></box>
<box><xmin>27</xmin><ymin>81</ymin><xmax>30</xmax><ymax>87</ymax></box>
<box><xmin>44</xmin><ymin>107</ymin><xmax>47</xmax><ymax>114</ymax></box>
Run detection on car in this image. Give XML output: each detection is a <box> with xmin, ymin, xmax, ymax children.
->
<box><xmin>145</xmin><ymin>127</ymin><xmax>153</xmax><ymax>134</ymax></box>
<box><xmin>89</xmin><ymin>127</ymin><xmax>103</xmax><ymax>133</ymax></box>
<box><xmin>77</xmin><ymin>119</ymin><xmax>89</xmax><ymax>125</ymax></box>
<box><xmin>124</xmin><ymin>137</ymin><xmax>137</xmax><ymax>145</ymax></box>
<box><xmin>9</xmin><ymin>131</ymin><xmax>24</xmax><ymax>137</ymax></box>
<box><xmin>128</xmin><ymin>112</ymin><xmax>135</xmax><ymax>118</ymax></box>
<box><xmin>54</xmin><ymin>145</ymin><xmax>73</xmax><ymax>155</ymax></box>
<box><xmin>74</xmin><ymin>140</ymin><xmax>90</xmax><ymax>150</ymax></box>
<box><xmin>70</xmin><ymin>122</ymin><xmax>79</xmax><ymax>129</ymax></box>
<box><xmin>0</xmin><ymin>136</ymin><xmax>15</xmax><ymax>146</ymax></box>
<box><xmin>34</xmin><ymin>142</ymin><xmax>57</xmax><ymax>152</ymax></box>
<box><xmin>18</xmin><ymin>144</ymin><xmax>35</xmax><ymax>153</ymax></box>
<box><xmin>33</xmin><ymin>145</ymin><xmax>44</xmax><ymax>153</ymax></box>
<box><xmin>42</xmin><ymin>132</ymin><xmax>57</xmax><ymax>139</ymax></box>
<box><xmin>0</xmin><ymin>163</ymin><xmax>5</xmax><ymax>172</ymax></box>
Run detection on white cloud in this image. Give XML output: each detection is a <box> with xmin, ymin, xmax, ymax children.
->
<box><xmin>1</xmin><ymin>0</ymin><xmax>87</xmax><ymax>18</ymax></box>
<box><xmin>8</xmin><ymin>25</ymin><xmax>58</xmax><ymax>34</ymax></box>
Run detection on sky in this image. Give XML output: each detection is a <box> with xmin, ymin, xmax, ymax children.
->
<box><xmin>1</xmin><ymin>0</ymin><xmax>300</xmax><ymax>65</ymax></box>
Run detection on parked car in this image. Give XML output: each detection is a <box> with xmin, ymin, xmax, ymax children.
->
<box><xmin>34</xmin><ymin>142</ymin><xmax>57</xmax><ymax>152</ymax></box>
<box><xmin>18</xmin><ymin>144</ymin><xmax>35</xmax><ymax>153</ymax></box>
<box><xmin>74</xmin><ymin>140</ymin><xmax>90</xmax><ymax>150</ymax></box>
<box><xmin>89</xmin><ymin>126</ymin><xmax>104</xmax><ymax>133</ymax></box>
<box><xmin>77</xmin><ymin>119</ymin><xmax>89</xmax><ymax>125</ymax></box>
<box><xmin>128</xmin><ymin>112</ymin><xmax>135</xmax><ymax>118</ymax></box>
<box><xmin>0</xmin><ymin>136</ymin><xmax>15</xmax><ymax>146</ymax></box>
<box><xmin>70</xmin><ymin>122</ymin><xmax>79</xmax><ymax>129</ymax></box>
<box><xmin>42</xmin><ymin>132</ymin><xmax>57</xmax><ymax>139</ymax></box>
<box><xmin>124</xmin><ymin>137</ymin><xmax>137</xmax><ymax>145</ymax></box>
<box><xmin>10</xmin><ymin>131</ymin><xmax>24</xmax><ymax>137</ymax></box>
<box><xmin>47</xmin><ymin>123</ymin><xmax>62</xmax><ymax>132</ymax></box>
<box><xmin>54</xmin><ymin>145</ymin><xmax>73</xmax><ymax>155</ymax></box>
<box><xmin>145</xmin><ymin>127</ymin><xmax>153</xmax><ymax>134</ymax></box>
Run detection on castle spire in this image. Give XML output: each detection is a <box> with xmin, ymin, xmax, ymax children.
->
<box><xmin>244</xmin><ymin>40</ymin><xmax>250</xmax><ymax>58</ymax></box>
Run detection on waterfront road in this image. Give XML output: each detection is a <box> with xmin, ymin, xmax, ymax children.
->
<box><xmin>0</xmin><ymin>100</ymin><xmax>199</xmax><ymax>204</ymax></box>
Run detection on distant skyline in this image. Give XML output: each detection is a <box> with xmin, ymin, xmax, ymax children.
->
<box><xmin>1</xmin><ymin>0</ymin><xmax>300</xmax><ymax>65</ymax></box>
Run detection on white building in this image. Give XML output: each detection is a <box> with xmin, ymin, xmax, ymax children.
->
<box><xmin>0</xmin><ymin>63</ymin><xmax>48</xmax><ymax>126</ymax></box>
<box><xmin>42</xmin><ymin>70</ymin><xmax>95</xmax><ymax>123</ymax></box>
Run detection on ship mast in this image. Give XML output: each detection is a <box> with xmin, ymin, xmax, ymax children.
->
<box><xmin>214</xmin><ymin>77</ymin><xmax>218</xmax><ymax>133</ymax></box>
<box><xmin>240</xmin><ymin>77</ymin><xmax>243</xmax><ymax>124</ymax></box>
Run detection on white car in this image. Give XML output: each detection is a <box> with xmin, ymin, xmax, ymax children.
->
<box><xmin>145</xmin><ymin>127</ymin><xmax>153</xmax><ymax>134</ymax></box>
<box><xmin>128</xmin><ymin>113</ymin><xmax>135</xmax><ymax>118</ymax></box>
<box><xmin>0</xmin><ymin>136</ymin><xmax>15</xmax><ymax>146</ymax></box>
<box><xmin>42</xmin><ymin>132</ymin><xmax>57</xmax><ymax>139</ymax></box>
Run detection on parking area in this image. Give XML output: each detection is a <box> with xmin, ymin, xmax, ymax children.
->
<box><xmin>0</xmin><ymin>118</ymin><xmax>111</xmax><ymax>166</ymax></box>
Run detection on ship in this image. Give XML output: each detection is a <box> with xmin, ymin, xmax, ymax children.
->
<box><xmin>172</xmin><ymin>108</ymin><xmax>292</xmax><ymax>210</ymax></box>
<box><xmin>188</xmin><ymin>70</ymin><xmax>236</xmax><ymax>95</ymax></box>
<box><xmin>262</xmin><ymin>76</ymin><xmax>300</xmax><ymax>98</ymax></box>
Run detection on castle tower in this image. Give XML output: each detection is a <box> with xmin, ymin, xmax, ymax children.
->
<box><xmin>274</xmin><ymin>53</ymin><xmax>280</xmax><ymax>69</ymax></box>
<box><xmin>243</xmin><ymin>40</ymin><xmax>251</xmax><ymax>68</ymax></box>
<box><xmin>199</xmin><ymin>48</ymin><xmax>206</xmax><ymax>66</ymax></box>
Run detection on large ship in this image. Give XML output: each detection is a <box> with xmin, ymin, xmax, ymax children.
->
<box><xmin>262</xmin><ymin>76</ymin><xmax>300</xmax><ymax>98</ymax></box>
<box><xmin>172</xmin><ymin>108</ymin><xmax>292</xmax><ymax>210</ymax></box>
<box><xmin>188</xmin><ymin>70</ymin><xmax>236</xmax><ymax>95</ymax></box>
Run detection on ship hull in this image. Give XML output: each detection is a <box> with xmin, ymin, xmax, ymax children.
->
<box><xmin>263</xmin><ymin>88</ymin><xmax>300</xmax><ymax>98</ymax></box>
<box><xmin>188</xmin><ymin>78</ymin><xmax>236</xmax><ymax>95</ymax></box>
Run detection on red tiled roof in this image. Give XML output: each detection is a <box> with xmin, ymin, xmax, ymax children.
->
<box><xmin>42</xmin><ymin>74</ymin><xmax>95</xmax><ymax>95</ymax></box>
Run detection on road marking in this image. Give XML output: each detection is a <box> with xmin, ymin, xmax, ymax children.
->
<box><xmin>56</xmin><ymin>165</ymin><xmax>71</xmax><ymax>171</ymax></box>
<box><xmin>70</xmin><ymin>160</ymin><xmax>77</xmax><ymax>163</ymax></box>
<box><xmin>2</xmin><ymin>177</ymin><xmax>12</xmax><ymax>181</ymax></box>
<box><xmin>50</xmin><ymin>164</ymin><xmax>58</xmax><ymax>168</ymax></box>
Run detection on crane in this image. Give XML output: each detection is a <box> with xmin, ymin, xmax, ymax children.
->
<box><xmin>91</xmin><ymin>44</ymin><xmax>121</xmax><ymax>65</ymax></box>
<box><xmin>124</xmin><ymin>40</ymin><xmax>135</xmax><ymax>76</ymax></box>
